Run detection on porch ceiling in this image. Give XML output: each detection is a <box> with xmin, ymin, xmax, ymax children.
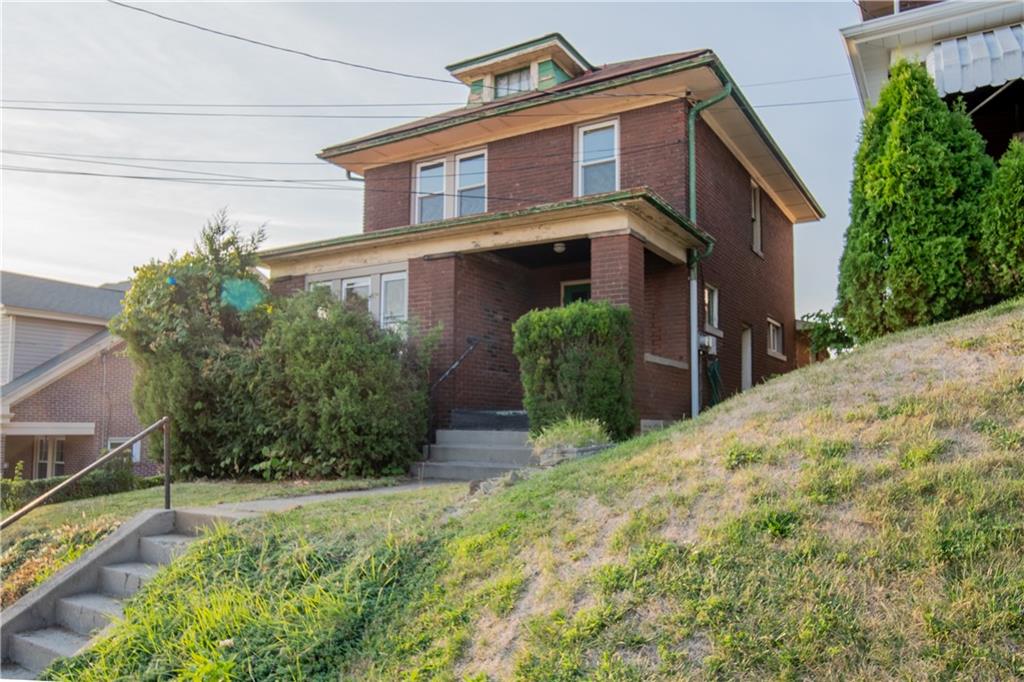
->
<box><xmin>260</xmin><ymin>188</ymin><xmax>710</xmax><ymax>278</ymax></box>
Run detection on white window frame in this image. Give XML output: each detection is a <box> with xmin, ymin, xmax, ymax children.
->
<box><xmin>108</xmin><ymin>437</ymin><xmax>142</xmax><ymax>463</ymax></box>
<box><xmin>414</xmin><ymin>158</ymin><xmax>447</xmax><ymax>224</ymax></box>
<box><xmin>494</xmin><ymin>66</ymin><xmax>532</xmax><ymax>98</ymax></box>
<box><xmin>767</xmin><ymin>317</ymin><xmax>786</xmax><ymax>360</ymax></box>
<box><xmin>341</xmin><ymin>276</ymin><xmax>372</xmax><ymax>311</ymax></box>
<box><xmin>379</xmin><ymin>271</ymin><xmax>408</xmax><ymax>330</ymax></box>
<box><xmin>455</xmin><ymin>149</ymin><xmax>487</xmax><ymax>217</ymax></box>
<box><xmin>575</xmin><ymin>119</ymin><xmax>620</xmax><ymax>197</ymax></box>
<box><xmin>751</xmin><ymin>181</ymin><xmax>763</xmax><ymax>256</ymax></box>
<box><xmin>704</xmin><ymin>285</ymin><xmax>721</xmax><ymax>334</ymax></box>
<box><xmin>33</xmin><ymin>436</ymin><xmax>65</xmax><ymax>479</ymax></box>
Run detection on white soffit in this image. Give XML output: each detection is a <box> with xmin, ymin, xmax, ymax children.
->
<box><xmin>927</xmin><ymin>24</ymin><xmax>1024</xmax><ymax>96</ymax></box>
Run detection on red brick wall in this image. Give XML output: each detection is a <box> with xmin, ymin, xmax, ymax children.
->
<box><xmin>695</xmin><ymin>117</ymin><xmax>796</xmax><ymax>402</ymax></box>
<box><xmin>364</xmin><ymin>162</ymin><xmax>413</xmax><ymax>232</ymax></box>
<box><xmin>408</xmin><ymin>255</ymin><xmax>458</xmax><ymax>427</ymax></box>
<box><xmin>269</xmin><ymin>274</ymin><xmax>306</xmax><ymax>296</ymax></box>
<box><xmin>4</xmin><ymin>343</ymin><xmax>157</xmax><ymax>478</ymax></box>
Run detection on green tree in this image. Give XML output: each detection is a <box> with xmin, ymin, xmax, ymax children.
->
<box><xmin>111</xmin><ymin>210</ymin><xmax>270</xmax><ymax>477</ymax></box>
<box><xmin>838</xmin><ymin>61</ymin><xmax>993</xmax><ymax>341</ymax></box>
<box><xmin>979</xmin><ymin>140</ymin><xmax>1024</xmax><ymax>299</ymax></box>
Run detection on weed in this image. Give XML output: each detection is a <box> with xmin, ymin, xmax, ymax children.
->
<box><xmin>723</xmin><ymin>441</ymin><xmax>766</xmax><ymax>470</ymax></box>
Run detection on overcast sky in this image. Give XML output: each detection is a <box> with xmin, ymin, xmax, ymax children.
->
<box><xmin>2</xmin><ymin>1</ymin><xmax>864</xmax><ymax>315</ymax></box>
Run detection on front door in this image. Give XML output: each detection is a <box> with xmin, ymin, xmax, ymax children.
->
<box><xmin>562</xmin><ymin>280</ymin><xmax>591</xmax><ymax>306</ymax></box>
<box><xmin>741</xmin><ymin>327</ymin><xmax>753</xmax><ymax>391</ymax></box>
<box><xmin>33</xmin><ymin>437</ymin><xmax>65</xmax><ymax>479</ymax></box>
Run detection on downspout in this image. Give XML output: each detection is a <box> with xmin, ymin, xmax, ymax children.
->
<box><xmin>686</xmin><ymin>81</ymin><xmax>732</xmax><ymax>419</ymax></box>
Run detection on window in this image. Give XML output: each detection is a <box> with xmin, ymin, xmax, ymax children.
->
<box><xmin>495</xmin><ymin>67</ymin><xmax>531</xmax><ymax>98</ymax></box>
<box><xmin>767</xmin><ymin>318</ymin><xmax>785</xmax><ymax>358</ymax></box>
<box><xmin>704</xmin><ymin>285</ymin><xmax>720</xmax><ymax>330</ymax></box>
<box><xmin>751</xmin><ymin>182</ymin><xmax>763</xmax><ymax>255</ymax></box>
<box><xmin>456</xmin><ymin>152</ymin><xmax>486</xmax><ymax>217</ymax></box>
<box><xmin>108</xmin><ymin>437</ymin><xmax>142</xmax><ymax>464</ymax></box>
<box><xmin>308</xmin><ymin>279</ymin><xmax>341</xmax><ymax>298</ymax></box>
<box><xmin>380</xmin><ymin>272</ymin><xmax>408</xmax><ymax>330</ymax></box>
<box><xmin>34</xmin><ymin>437</ymin><xmax>65</xmax><ymax>478</ymax></box>
<box><xmin>561</xmin><ymin>280</ymin><xmax>591</xmax><ymax>306</ymax></box>
<box><xmin>577</xmin><ymin>120</ymin><xmax>618</xmax><ymax>196</ymax></box>
<box><xmin>341</xmin><ymin>277</ymin><xmax>371</xmax><ymax>311</ymax></box>
<box><xmin>415</xmin><ymin>160</ymin><xmax>446</xmax><ymax>223</ymax></box>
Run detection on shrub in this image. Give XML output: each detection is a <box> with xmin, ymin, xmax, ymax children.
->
<box><xmin>0</xmin><ymin>459</ymin><xmax>161</xmax><ymax>512</ymax></box>
<box><xmin>111</xmin><ymin>211</ymin><xmax>271</xmax><ymax>478</ymax></box>
<box><xmin>838</xmin><ymin>61</ymin><xmax>993</xmax><ymax>341</ymax></box>
<box><xmin>979</xmin><ymin>139</ymin><xmax>1024</xmax><ymax>300</ymax></box>
<box><xmin>512</xmin><ymin>301</ymin><xmax>635</xmax><ymax>440</ymax></box>
<box><xmin>529</xmin><ymin>416</ymin><xmax>611</xmax><ymax>455</ymax></box>
<box><xmin>799</xmin><ymin>309</ymin><xmax>853</xmax><ymax>356</ymax></box>
<box><xmin>257</xmin><ymin>289</ymin><xmax>435</xmax><ymax>478</ymax></box>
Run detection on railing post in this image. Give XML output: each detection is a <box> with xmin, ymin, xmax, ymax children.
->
<box><xmin>163</xmin><ymin>418</ymin><xmax>171</xmax><ymax>510</ymax></box>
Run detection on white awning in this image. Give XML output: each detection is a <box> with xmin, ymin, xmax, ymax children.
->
<box><xmin>927</xmin><ymin>24</ymin><xmax>1024</xmax><ymax>97</ymax></box>
<box><xmin>2</xmin><ymin>422</ymin><xmax>95</xmax><ymax>436</ymax></box>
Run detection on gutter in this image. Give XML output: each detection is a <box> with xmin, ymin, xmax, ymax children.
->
<box><xmin>685</xmin><ymin>82</ymin><xmax>731</xmax><ymax>419</ymax></box>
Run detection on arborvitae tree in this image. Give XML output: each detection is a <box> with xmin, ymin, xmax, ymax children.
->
<box><xmin>979</xmin><ymin>140</ymin><xmax>1024</xmax><ymax>300</ymax></box>
<box><xmin>838</xmin><ymin>61</ymin><xmax>993</xmax><ymax>341</ymax></box>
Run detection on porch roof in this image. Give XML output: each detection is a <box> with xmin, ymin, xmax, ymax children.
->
<box><xmin>260</xmin><ymin>188</ymin><xmax>712</xmax><ymax>277</ymax></box>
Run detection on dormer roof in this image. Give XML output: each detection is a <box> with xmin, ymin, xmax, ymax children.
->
<box><xmin>445</xmin><ymin>33</ymin><xmax>593</xmax><ymax>85</ymax></box>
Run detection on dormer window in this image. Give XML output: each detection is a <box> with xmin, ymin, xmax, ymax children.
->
<box><xmin>495</xmin><ymin>67</ymin><xmax>531</xmax><ymax>98</ymax></box>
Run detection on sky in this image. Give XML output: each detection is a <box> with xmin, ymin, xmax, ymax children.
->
<box><xmin>1</xmin><ymin>1</ymin><xmax>865</xmax><ymax>315</ymax></box>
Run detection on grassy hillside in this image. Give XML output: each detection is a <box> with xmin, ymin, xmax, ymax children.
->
<box><xmin>49</xmin><ymin>300</ymin><xmax>1024</xmax><ymax>680</ymax></box>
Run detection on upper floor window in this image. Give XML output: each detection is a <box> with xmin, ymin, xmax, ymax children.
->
<box><xmin>456</xmin><ymin>151</ymin><xmax>486</xmax><ymax>217</ymax></box>
<box><xmin>751</xmin><ymin>181</ymin><xmax>763</xmax><ymax>255</ymax></box>
<box><xmin>415</xmin><ymin>160</ymin><xmax>446</xmax><ymax>223</ymax></box>
<box><xmin>495</xmin><ymin>67</ymin><xmax>531</xmax><ymax>98</ymax></box>
<box><xmin>577</xmin><ymin>120</ymin><xmax>618</xmax><ymax>196</ymax></box>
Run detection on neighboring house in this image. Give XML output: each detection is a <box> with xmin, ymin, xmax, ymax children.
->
<box><xmin>0</xmin><ymin>272</ymin><xmax>154</xmax><ymax>480</ymax></box>
<box><xmin>841</xmin><ymin>0</ymin><xmax>1024</xmax><ymax>157</ymax></box>
<box><xmin>261</xmin><ymin>34</ymin><xmax>823</xmax><ymax>431</ymax></box>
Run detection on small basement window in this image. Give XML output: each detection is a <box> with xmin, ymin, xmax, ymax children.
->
<box><xmin>494</xmin><ymin>67</ymin><xmax>531</xmax><ymax>98</ymax></box>
<box><xmin>704</xmin><ymin>285</ymin><xmax>720</xmax><ymax>330</ymax></box>
<box><xmin>767</xmin><ymin>317</ymin><xmax>785</xmax><ymax>359</ymax></box>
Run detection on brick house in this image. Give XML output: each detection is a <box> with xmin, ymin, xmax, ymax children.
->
<box><xmin>261</xmin><ymin>35</ymin><xmax>823</xmax><ymax>438</ymax></box>
<box><xmin>0</xmin><ymin>272</ymin><xmax>154</xmax><ymax>480</ymax></box>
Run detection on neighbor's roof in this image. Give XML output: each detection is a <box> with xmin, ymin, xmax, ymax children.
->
<box><xmin>0</xmin><ymin>271</ymin><xmax>124</xmax><ymax>320</ymax></box>
<box><xmin>0</xmin><ymin>329</ymin><xmax>116</xmax><ymax>407</ymax></box>
<box><xmin>319</xmin><ymin>50</ymin><xmax>709</xmax><ymax>159</ymax></box>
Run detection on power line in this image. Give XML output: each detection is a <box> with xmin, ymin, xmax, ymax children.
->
<box><xmin>1</xmin><ymin>96</ymin><xmax>857</xmax><ymax>119</ymax></box>
<box><xmin>105</xmin><ymin>0</ymin><xmax>460</xmax><ymax>87</ymax></box>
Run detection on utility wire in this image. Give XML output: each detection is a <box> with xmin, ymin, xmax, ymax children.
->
<box><xmin>2</xmin><ymin>97</ymin><xmax>856</xmax><ymax>119</ymax></box>
<box><xmin>106</xmin><ymin>0</ymin><xmax>460</xmax><ymax>87</ymax></box>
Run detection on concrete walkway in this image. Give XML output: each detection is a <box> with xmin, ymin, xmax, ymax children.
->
<box><xmin>182</xmin><ymin>480</ymin><xmax>444</xmax><ymax>516</ymax></box>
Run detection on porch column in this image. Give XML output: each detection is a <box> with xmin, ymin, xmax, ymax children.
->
<box><xmin>590</xmin><ymin>234</ymin><xmax>645</xmax><ymax>430</ymax></box>
<box><xmin>408</xmin><ymin>254</ymin><xmax>458</xmax><ymax>429</ymax></box>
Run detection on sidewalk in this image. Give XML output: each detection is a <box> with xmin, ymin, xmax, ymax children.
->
<box><xmin>182</xmin><ymin>480</ymin><xmax>444</xmax><ymax>516</ymax></box>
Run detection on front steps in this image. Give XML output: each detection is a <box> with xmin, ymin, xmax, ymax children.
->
<box><xmin>414</xmin><ymin>412</ymin><xmax>533</xmax><ymax>481</ymax></box>
<box><xmin>0</xmin><ymin>510</ymin><xmax>242</xmax><ymax>680</ymax></box>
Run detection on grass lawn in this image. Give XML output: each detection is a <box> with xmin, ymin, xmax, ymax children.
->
<box><xmin>43</xmin><ymin>299</ymin><xmax>1024</xmax><ymax>680</ymax></box>
<box><xmin>1</xmin><ymin>476</ymin><xmax>404</xmax><ymax>608</ymax></box>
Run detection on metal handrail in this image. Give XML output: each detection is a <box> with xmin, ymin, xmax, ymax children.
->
<box><xmin>0</xmin><ymin>416</ymin><xmax>170</xmax><ymax>530</ymax></box>
<box><xmin>430</xmin><ymin>337</ymin><xmax>480</xmax><ymax>394</ymax></box>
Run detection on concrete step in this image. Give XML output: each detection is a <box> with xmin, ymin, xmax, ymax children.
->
<box><xmin>55</xmin><ymin>593</ymin><xmax>124</xmax><ymax>636</ymax></box>
<box><xmin>450</xmin><ymin>409</ymin><xmax>529</xmax><ymax>431</ymax></box>
<box><xmin>100</xmin><ymin>562</ymin><xmax>159</xmax><ymax>598</ymax></box>
<box><xmin>7</xmin><ymin>626</ymin><xmax>90</xmax><ymax>675</ymax></box>
<box><xmin>173</xmin><ymin>509</ymin><xmax>250</xmax><ymax>535</ymax></box>
<box><xmin>0</xmin><ymin>660</ymin><xmax>35</xmax><ymax>680</ymax></box>
<box><xmin>139</xmin><ymin>533</ymin><xmax>195</xmax><ymax>565</ymax></box>
<box><xmin>428</xmin><ymin>444</ymin><xmax>533</xmax><ymax>466</ymax></box>
<box><xmin>435</xmin><ymin>429</ymin><xmax>529</xmax><ymax>447</ymax></box>
<box><xmin>413</xmin><ymin>460</ymin><xmax>522</xmax><ymax>481</ymax></box>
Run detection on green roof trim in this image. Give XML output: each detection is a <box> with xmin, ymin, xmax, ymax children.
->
<box><xmin>445</xmin><ymin>32</ymin><xmax>592</xmax><ymax>74</ymax></box>
<box><xmin>320</xmin><ymin>52</ymin><xmax>717</xmax><ymax>159</ymax></box>
<box><xmin>538</xmin><ymin>59</ymin><xmax>571</xmax><ymax>90</ymax></box>
<box><xmin>259</xmin><ymin>188</ymin><xmax>712</xmax><ymax>262</ymax></box>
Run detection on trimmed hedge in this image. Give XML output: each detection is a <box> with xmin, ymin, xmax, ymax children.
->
<box><xmin>1</xmin><ymin>461</ymin><xmax>162</xmax><ymax>512</ymax></box>
<box><xmin>512</xmin><ymin>301</ymin><xmax>635</xmax><ymax>440</ymax></box>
